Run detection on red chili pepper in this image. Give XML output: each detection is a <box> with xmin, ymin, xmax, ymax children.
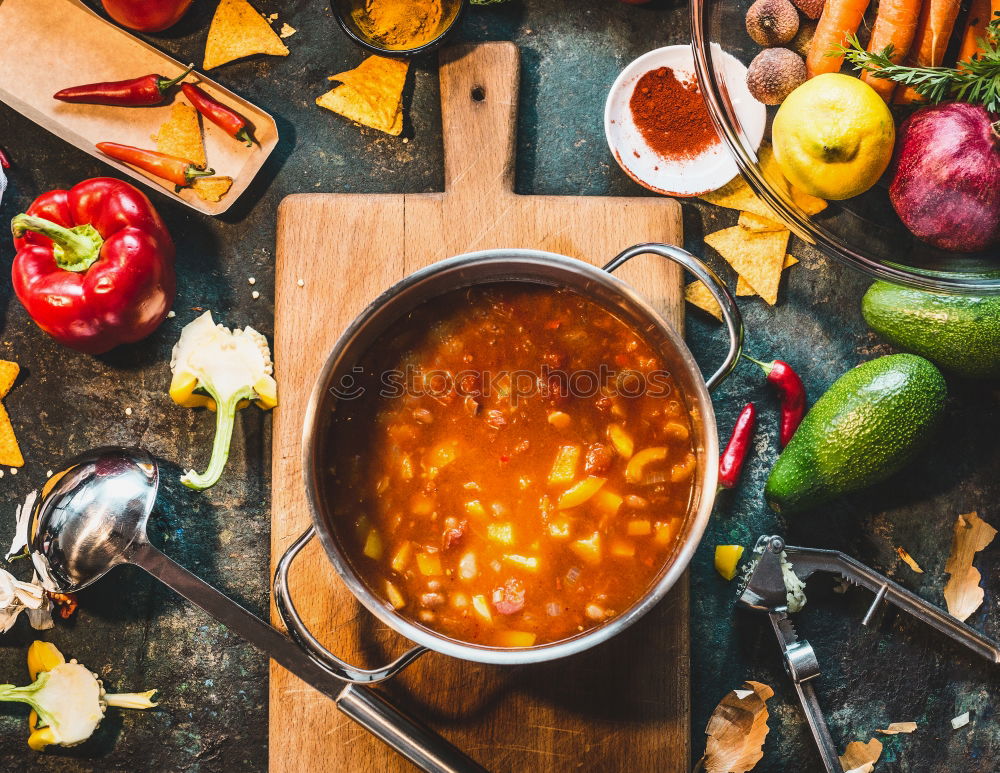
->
<box><xmin>745</xmin><ymin>356</ymin><xmax>806</xmax><ymax>447</ymax></box>
<box><xmin>0</xmin><ymin>147</ymin><xmax>10</xmax><ymax>169</ymax></box>
<box><xmin>96</xmin><ymin>142</ymin><xmax>214</xmax><ymax>188</ymax></box>
<box><xmin>181</xmin><ymin>82</ymin><xmax>254</xmax><ymax>146</ymax></box>
<box><xmin>53</xmin><ymin>64</ymin><xmax>193</xmax><ymax>106</ymax></box>
<box><xmin>10</xmin><ymin>177</ymin><xmax>175</xmax><ymax>354</ymax></box>
<box><xmin>719</xmin><ymin>402</ymin><xmax>756</xmax><ymax>489</ymax></box>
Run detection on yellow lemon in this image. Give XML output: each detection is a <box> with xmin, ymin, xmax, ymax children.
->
<box><xmin>772</xmin><ymin>74</ymin><xmax>895</xmax><ymax>201</ymax></box>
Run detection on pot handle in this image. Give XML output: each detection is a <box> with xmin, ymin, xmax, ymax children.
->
<box><xmin>274</xmin><ymin>527</ymin><xmax>489</xmax><ymax>773</ymax></box>
<box><xmin>603</xmin><ymin>243</ymin><xmax>743</xmax><ymax>391</ymax></box>
<box><xmin>273</xmin><ymin>525</ymin><xmax>425</xmax><ymax>684</ymax></box>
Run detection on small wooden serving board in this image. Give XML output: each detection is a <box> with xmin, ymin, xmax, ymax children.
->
<box><xmin>0</xmin><ymin>0</ymin><xmax>278</xmax><ymax>215</ymax></box>
<box><xmin>271</xmin><ymin>42</ymin><xmax>689</xmax><ymax>772</ymax></box>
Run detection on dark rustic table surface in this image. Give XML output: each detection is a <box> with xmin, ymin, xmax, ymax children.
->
<box><xmin>0</xmin><ymin>1</ymin><xmax>996</xmax><ymax>771</ymax></box>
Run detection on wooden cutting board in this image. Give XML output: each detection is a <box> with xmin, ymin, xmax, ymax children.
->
<box><xmin>270</xmin><ymin>42</ymin><xmax>689</xmax><ymax>773</ymax></box>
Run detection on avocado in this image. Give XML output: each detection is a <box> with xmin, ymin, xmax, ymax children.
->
<box><xmin>765</xmin><ymin>354</ymin><xmax>946</xmax><ymax>514</ymax></box>
<box><xmin>862</xmin><ymin>281</ymin><xmax>1000</xmax><ymax>379</ymax></box>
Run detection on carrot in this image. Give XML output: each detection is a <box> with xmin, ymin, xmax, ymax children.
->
<box><xmin>894</xmin><ymin>0</ymin><xmax>962</xmax><ymax>103</ymax></box>
<box><xmin>807</xmin><ymin>0</ymin><xmax>873</xmax><ymax>78</ymax></box>
<box><xmin>957</xmin><ymin>0</ymin><xmax>997</xmax><ymax>69</ymax></box>
<box><xmin>860</xmin><ymin>0</ymin><xmax>924</xmax><ymax>100</ymax></box>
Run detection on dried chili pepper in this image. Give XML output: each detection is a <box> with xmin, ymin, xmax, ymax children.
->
<box><xmin>54</xmin><ymin>64</ymin><xmax>193</xmax><ymax>107</ymax></box>
<box><xmin>719</xmin><ymin>402</ymin><xmax>756</xmax><ymax>489</ymax></box>
<box><xmin>745</xmin><ymin>355</ymin><xmax>806</xmax><ymax>447</ymax></box>
<box><xmin>0</xmin><ymin>147</ymin><xmax>10</xmax><ymax>169</ymax></box>
<box><xmin>96</xmin><ymin>142</ymin><xmax>214</xmax><ymax>188</ymax></box>
<box><xmin>181</xmin><ymin>83</ymin><xmax>255</xmax><ymax>146</ymax></box>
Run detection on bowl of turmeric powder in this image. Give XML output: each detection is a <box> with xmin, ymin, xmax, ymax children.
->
<box><xmin>333</xmin><ymin>0</ymin><xmax>466</xmax><ymax>57</ymax></box>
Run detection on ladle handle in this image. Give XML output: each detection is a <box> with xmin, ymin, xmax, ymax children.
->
<box><xmin>129</xmin><ymin>542</ymin><xmax>488</xmax><ymax>773</ymax></box>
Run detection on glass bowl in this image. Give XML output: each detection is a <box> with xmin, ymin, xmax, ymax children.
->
<box><xmin>690</xmin><ymin>0</ymin><xmax>1000</xmax><ymax>295</ymax></box>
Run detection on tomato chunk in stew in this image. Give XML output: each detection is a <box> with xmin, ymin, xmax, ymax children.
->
<box><xmin>328</xmin><ymin>284</ymin><xmax>696</xmax><ymax>648</ymax></box>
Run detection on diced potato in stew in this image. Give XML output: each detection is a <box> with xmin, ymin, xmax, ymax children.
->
<box><xmin>328</xmin><ymin>285</ymin><xmax>695</xmax><ymax>648</ymax></box>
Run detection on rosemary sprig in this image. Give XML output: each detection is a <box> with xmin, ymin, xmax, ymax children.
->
<box><xmin>829</xmin><ymin>18</ymin><xmax>1000</xmax><ymax>113</ymax></box>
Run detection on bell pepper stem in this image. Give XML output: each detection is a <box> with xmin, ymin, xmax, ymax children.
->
<box><xmin>157</xmin><ymin>63</ymin><xmax>194</xmax><ymax>93</ymax></box>
<box><xmin>235</xmin><ymin>127</ymin><xmax>254</xmax><ymax>147</ymax></box>
<box><xmin>181</xmin><ymin>389</ymin><xmax>251</xmax><ymax>491</ymax></box>
<box><xmin>11</xmin><ymin>214</ymin><xmax>103</xmax><ymax>272</ymax></box>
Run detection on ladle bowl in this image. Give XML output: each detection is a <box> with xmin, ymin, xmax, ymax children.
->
<box><xmin>25</xmin><ymin>447</ymin><xmax>483</xmax><ymax>773</ymax></box>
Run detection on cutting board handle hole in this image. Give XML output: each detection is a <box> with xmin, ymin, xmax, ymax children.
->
<box><xmin>470</xmin><ymin>85</ymin><xmax>486</xmax><ymax>102</ymax></box>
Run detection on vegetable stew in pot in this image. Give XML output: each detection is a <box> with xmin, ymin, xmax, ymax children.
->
<box><xmin>327</xmin><ymin>283</ymin><xmax>696</xmax><ymax>648</ymax></box>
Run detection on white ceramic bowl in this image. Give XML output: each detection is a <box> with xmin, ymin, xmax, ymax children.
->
<box><xmin>605</xmin><ymin>44</ymin><xmax>765</xmax><ymax>197</ymax></box>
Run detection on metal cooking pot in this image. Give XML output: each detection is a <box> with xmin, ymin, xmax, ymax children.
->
<box><xmin>273</xmin><ymin>244</ymin><xmax>741</xmax><ymax>770</ymax></box>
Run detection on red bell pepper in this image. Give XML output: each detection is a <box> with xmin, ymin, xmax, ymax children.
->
<box><xmin>10</xmin><ymin>178</ymin><xmax>175</xmax><ymax>354</ymax></box>
<box><xmin>181</xmin><ymin>83</ymin><xmax>255</xmax><ymax>146</ymax></box>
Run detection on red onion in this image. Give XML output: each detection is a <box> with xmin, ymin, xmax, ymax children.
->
<box><xmin>889</xmin><ymin>102</ymin><xmax>1000</xmax><ymax>253</ymax></box>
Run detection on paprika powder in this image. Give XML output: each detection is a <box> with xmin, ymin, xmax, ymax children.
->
<box><xmin>629</xmin><ymin>66</ymin><xmax>718</xmax><ymax>161</ymax></box>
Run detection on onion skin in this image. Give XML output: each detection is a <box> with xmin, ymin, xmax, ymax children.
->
<box><xmin>889</xmin><ymin>102</ymin><xmax>1000</xmax><ymax>253</ymax></box>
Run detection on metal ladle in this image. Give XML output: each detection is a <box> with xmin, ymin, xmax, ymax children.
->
<box><xmin>27</xmin><ymin>447</ymin><xmax>485</xmax><ymax>773</ymax></box>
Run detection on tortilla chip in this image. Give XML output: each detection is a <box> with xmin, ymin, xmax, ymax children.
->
<box><xmin>701</xmin><ymin>173</ymin><xmax>782</xmax><ymax>221</ymax></box>
<box><xmin>192</xmin><ymin>176</ymin><xmax>234</xmax><ymax>202</ymax></box>
<box><xmin>790</xmin><ymin>184</ymin><xmax>828</xmax><ymax>215</ymax></box>
<box><xmin>204</xmin><ymin>0</ymin><xmax>290</xmax><ymax>70</ymax></box>
<box><xmin>705</xmin><ymin>227</ymin><xmax>789</xmax><ymax>306</ymax></box>
<box><xmin>317</xmin><ymin>56</ymin><xmax>409</xmax><ymax>136</ymax></box>
<box><xmin>735</xmin><ymin>276</ymin><xmax>755</xmax><ymax>297</ymax></box>
<box><xmin>0</xmin><ymin>361</ymin><xmax>18</xmax><ymax>399</ymax></box>
<box><xmin>154</xmin><ymin>103</ymin><xmax>206</xmax><ymax>169</ymax></box>
<box><xmin>736</xmin><ymin>253</ymin><xmax>797</xmax><ymax>298</ymax></box>
<box><xmin>684</xmin><ymin>281</ymin><xmax>723</xmax><ymax>321</ymax></box>
<box><xmin>758</xmin><ymin>143</ymin><xmax>789</xmax><ymax>196</ymax></box>
<box><xmin>0</xmin><ymin>403</ymin><xmax>23</xmax><ymax>467</ymax></box>
<box><xmin>739</xmin><ymin>211</ymin><xmax>786</xmax><ymax>233</ymax></box>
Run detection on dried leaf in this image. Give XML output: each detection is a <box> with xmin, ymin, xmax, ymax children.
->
<box><xmin>839</xmin><ymin>738</ymin><xmax>883</xmax><ymax>773</ymax></box>
<box><xmin>877</xmin><ymin>722</ymin><xmax>917</xmax><ymax>735</ymax></box>
<box><xmin>703</xmin><ymin>681</ymin><xmax>774</xmax><ymax>773</ymax></box>
<box><xmin>943</xmin><ymin>512</ymin><xmax>996</xmax><ymax>621</ymax></box>
<box><xmin>896</xmin><ymin>546</ymin><xmax>924</xmax><ymax>573</ymax></box>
